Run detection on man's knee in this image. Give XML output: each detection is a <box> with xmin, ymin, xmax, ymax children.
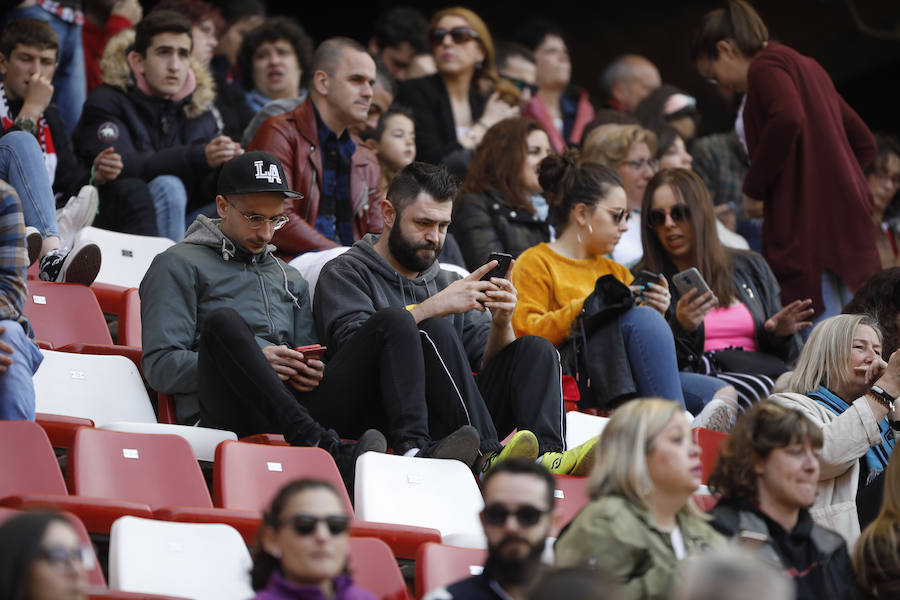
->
<box><xmin>201</xmin><ymin>307</ymin><xmax>247</xmax><ymax>341</ymax></box>
<box><xmin>370</xmin><ymin>306</ymin><xmax>416</xmax><ymax>330</ymax></box>
<box><xmin>149</xmin><ymin>175</ymin><xmax>188</xmax><ymax>206</ymax></box>
<box><xmin>418</xmin><ymin>316</ymin><xmax>456</xmax><ymax>338</ymax></box>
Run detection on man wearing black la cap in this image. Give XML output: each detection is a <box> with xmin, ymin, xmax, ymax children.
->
<box><xmin>140</xmin><ymin>151</ymin><xmax>481</xmax><ymax>484</ymax></box>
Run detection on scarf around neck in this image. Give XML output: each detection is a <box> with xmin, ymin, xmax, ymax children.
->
<box><xmin>0</xmin><ymin>81</ymin><xmax>57</xmax><ymax>185</ymax></box>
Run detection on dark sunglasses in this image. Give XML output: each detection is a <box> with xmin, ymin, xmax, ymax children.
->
<box><xmin>503</xmin><ymin>76</ymin><xmax>538</xmax><ymax>95</ymax></box>
<box><xmin>647</xmin><ymin>204</ymin><xmax>691</xmax><ymax>228</ymax></box>
<box><xmin>482</xmin><ymin>504</ymin><xmax>548</xmax><ymax>527</ymax></box>
<box><xmin>281</xmin><ymin>514</ymin><xmax>351</xmax><ymax>536</ymax></box>
<box><xmin>601</xmin><ymin>206</ymin><xmax>631</xmax><ymax>225</ymax></box>
<box><xmin>429</xmin><ymin>27</ymin><xmax>480</xmax><ymax>46</ymax></box>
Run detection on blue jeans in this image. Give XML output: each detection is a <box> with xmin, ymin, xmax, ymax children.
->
<box><xmin>0</xmin><ymin>131</ymin><xmax>58</xmax><ymax>238</ymax></box>
<box><xmin>148</xmin><ymin>175</ymin><xmax>188</xmax><ymax>241</ymax></box>
<box><xmin>9</xmin><ymin>5</ymin><xmax>86</xmax><ymax>134</ymax></box>
<box><xmin>620</xmin><ymin>306</ymin><xmax>728</xmax><ymax>409</ymax></box>
<box><xmin>0</xmin><ymin>320</ymin><xmax>43</xmax><ymax>420</ymax></box>
<box><xmin>804</xmin><ymin>269</ymin><xmax>854</xmax><ymax>341</ymax></box>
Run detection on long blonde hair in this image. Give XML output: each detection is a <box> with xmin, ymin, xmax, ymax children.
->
<box><xmin>853</xmin><ymin>452</ymin><xmax>900</xmax><ymax>597</ymax></box>
<box><xmin>587</xmin><ymin>398</ymin><xmax>705</xmax><ymax>518</ymax></box>
<box><xmin>787</xmin><ymin>314</ymin><xmax>882</xmax><ymax>396</ymax></box>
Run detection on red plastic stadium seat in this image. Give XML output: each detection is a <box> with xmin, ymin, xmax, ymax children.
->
<box><xmin>90</xmin><ymin>283</ymin><xmax>142</xmax><ymax>347</ymax></box>
<box><xmin>552</xmin><ymin>475</ymin><xmax>589</xmax><ymax>537</ymax></box>
<box><xmin>67</xmin><ymin>428</ymin><xmax>260</xmax><ymax>540</ymax></box>
<box><xmin>35</xmin><ymin>412</ymin><xmax>94</xmax><ymax>450</ymax></box>
<box><xmin>348</xmin><ymin>537</ymin><xmax>410</xmax><ymax>600</ymax></box>
<box><xmin>693</xmin><ymin>428</ymin><xmax>729</xmax><ymax>483</ymax></box>
<box><xmin>213</xmin><ymin>441</ymin><xmax>440</xmax><ymax>558</ymax></box>
<box><xmin>25</xmin><ymin>281</ymin><xmax>113</xmax><ymax>346</ymax></box>
<box><xmin>415</xmin><ymin>542</ymin><xmax>488</xmax><ymax>599</ymax></box>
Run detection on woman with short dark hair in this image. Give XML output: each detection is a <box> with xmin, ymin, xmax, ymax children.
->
<box><xmin>238</xmin><ymin>17</ymin><xmax>313</xmax><ymax>113</ymax></box>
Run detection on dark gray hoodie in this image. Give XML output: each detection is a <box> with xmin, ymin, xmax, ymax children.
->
<box><xmin>314</xmin><ymin>234</ymin><xmax>491</xmax><ymax>368</ymax></box>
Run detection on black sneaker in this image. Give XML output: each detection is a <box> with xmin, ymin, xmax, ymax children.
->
<box><xmin>38</xmin><ymin>240</ymin><xmax>101</xmax><ymax>286</ymax></box>
<box><xmin>416</xmin><ymin>425</ymin><xmax>481</xmax><ymax>466</ymax></box>
<box><xmin>332</xmin><ymin>429</ymin><xmax>387</xmax><ymax>498</ymax></box>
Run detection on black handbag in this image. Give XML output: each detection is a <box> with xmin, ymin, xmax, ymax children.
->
<box><xmin>701</xmin><ymin>347</ymin><xmax>788</xmax><ymax>379</ymax></box>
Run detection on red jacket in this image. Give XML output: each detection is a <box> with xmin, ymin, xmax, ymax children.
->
<box><xmin>248</xmin><ymin>98</ymin><xmax>383</xmax><ymax>258</ymax></box>
<box><xmin>742</xmin><ymin>43</ymin><xmax>879</xmax><ymax>315</ymax></box>
<box><xmin>82</xmin><ymin>14</ymin><xmax>133</xmax><ymax>93</ymax></box>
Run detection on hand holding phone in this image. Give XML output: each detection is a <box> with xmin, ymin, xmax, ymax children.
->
<box><xmin>631</xmin><ymin>270</ymin><xmax>661</xmax><ymax>295</ymax></box>
<box><xmin>480</xmin><ymin>252</ymin><xmax>513</xmax><ymax>282</ymax></box>
<box><xmin>295</xmin><ymin>344</ymin><xmax>326</xmax><ymax>364</ymax></box>
<box><xmin>672</xmin><ymin>268</ymin><xmax>711</xmax><ymax>297</ymax></box>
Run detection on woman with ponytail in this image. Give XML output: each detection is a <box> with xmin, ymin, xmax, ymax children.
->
<box><xmin>396</xmin><ymin>7</ymin><xmax>519</xmax><ymax>166</ymax></box>
<box><xmin>690</xmin><ymin>0</ymin><xmax>880</xmax><ymax>326</ymax></box>
<box><xmin>511</xmin><ymin>150</ymin><xmax>735</xmax><ymax>418</ymax></box>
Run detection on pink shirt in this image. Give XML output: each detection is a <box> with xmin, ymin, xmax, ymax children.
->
<box><xmin>703</xmin><ymin>303</ymin><xmax>757</xmax><ymax>353</ymax></box>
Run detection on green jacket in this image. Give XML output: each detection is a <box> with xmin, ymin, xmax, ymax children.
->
<box><xmin>555</xmin><ymin>495</ymin><xmax>724</xmax><ymax>600</ymax></box>
<box><xmin>140</xmin><ymin>215</ymin><xmax>317</xmax><ymax>423</ymax></box>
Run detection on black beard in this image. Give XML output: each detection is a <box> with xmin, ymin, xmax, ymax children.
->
<box><xmin>387</xmin><ymin>223</ymin><xmax>441</xmax><ymax>274</ymax></box>
<box><xmin>484</xmin><ymin>535</ymin><xmax>545</xmax><ymax>586</ymax></box>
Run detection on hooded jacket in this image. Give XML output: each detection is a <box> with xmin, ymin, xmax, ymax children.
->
<box><xmin>313</xmin><ymin>234</ymin><xmax>490</xmax><ymax>368</ymax></box>
<box><xmin>73</xmin><ymin>29</ymin><xmax>220</xmax><ymax>204</ymax></box>
<box><xmin>140</xmin><ymin>215</ymin><xmax>317</xmax><ymax>423</ymax></box>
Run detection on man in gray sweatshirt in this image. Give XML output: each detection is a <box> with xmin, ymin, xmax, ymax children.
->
<box><xmin>315</xmin><ymin>162</ymin><xmax>598</xmax><ymax>476</ymax></box>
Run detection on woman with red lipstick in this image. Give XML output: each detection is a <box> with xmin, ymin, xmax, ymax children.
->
<box><xmin>639</xmin><ymin>168</ymin><xmax>812</xmax><ymax>409</ymax></box>
<box><xmin>395</xmin><ymin>6</ymin><xmax>519</xmax><ymax>166</ymax></box>
<box><xmin>555</xmin><ymin>398</ymin><xmax>723</xmax><ymax>599</ymax></box>
<box><xmin>770</xmin><ymin>314</ymin><xmax>900</xmax><ymax>545</ymax></box>
<box><xmin>251</xmin><ymin>479</ymin><xmax>376</xmax><ymax>600</ymax></box>
<box><xmin>707</xmin><ymin>401</ymin><xmax>863</xmax><ymax>600</ymax></box>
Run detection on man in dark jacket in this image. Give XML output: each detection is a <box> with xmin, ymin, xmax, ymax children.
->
<box><xmin>315</xmin><ymin>161</ymin><xmax>598</xmax><ymax>476</ymax></box>
<box><xmin>140</xmin><ymin>151</ymin><xmax>483</xmax><ymax>484</ymax></box>
<box><xmin>74</xmin><ymin>10</ymin><xmax>241</xmax><ymax>241</ymax></box>
<box><xmin>248</xmin><ymin>37</ymin><xmax>383</xmax><ymax>258</ymax></box>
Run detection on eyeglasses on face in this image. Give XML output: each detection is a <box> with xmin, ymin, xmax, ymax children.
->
<box><xmin>481</xmin><ymin>503</ymin><xmax>548</xmax><ymax>527</ymax></box>
<box><xmin>621</xmin><ymin>158</ymin><xmax>658</xmax><ymax>172</ymax></box>
<box><xmin>429</xmin><ymin>27</ymin><xmax>480</xmax><ymax>46</ymax></box>
<box><xmin>281</xmin><ymin>514</ymin><xmax>351</xmax><ymax>536</ymax></box>
<box><xmin>37</xmin><ymin>546</ymin><xmax>92</xmax><ymax>570</ymax></box>
<box><xmin>502</xmin><ymin>76</ymin><xmax>538</xmax><ymax>95</ymax></box>
<box><xmin>647</xmin><ymin>204</ymin><xmax>692</xmax><ymax>228</ymax></box>
<box><xmin>600</xmin><ymin>206</ymin><xmax>631</xmax><ymax>225</ymax></box>
<box><xmin>226</xmin><ymin>198</ymin><xmax>289</xmax><ymax>230</ymax></box>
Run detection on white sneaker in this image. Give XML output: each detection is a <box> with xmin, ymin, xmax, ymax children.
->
<box><xmin>24</xmin><ymin>225</ymin><xmax>42</xmax><ymax>266</ymax></box>
<box><xmin>56</xmin><ymin>185</ymin><xmax>98</xmax><ymax>249</ymax></box>
<box><xmin>692</xmin><ymin>399</ymin><xmax>737</xmax><ymax>433</ymax></box>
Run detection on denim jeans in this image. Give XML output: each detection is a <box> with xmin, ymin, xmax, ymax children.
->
<box><xmin>620</xmin><ymin>305</ymin><xmax>728</xmax><ymax>409</ymax></box>
<box><xmin>0</xmin><ymin>320</ymin><xmax>43</xmax><ymax>420</ymax></box>
<box><xmin>9</xmin><ymin>5</ymin><xmax>86</xmax><ymax>134</ymax></box>
<box><xmin>0</xmin><ymin>131</ymin><xmax>58</xmax><ymax>238</ymax></box>
<box><xmin>148</xmin><ymin>175</ymin><xmax>188</xmax><ymax>241</ymax></box>
<box><xmin>804</xmin><ymin>269</ymin><xmax>854</xmax><ymax>341</ymax></box>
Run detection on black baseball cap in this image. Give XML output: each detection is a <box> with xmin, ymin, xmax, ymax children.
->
<box><xmin>217</xmin><ymin>151</ymin><xmax>303</xmax><ymax>199</ymax></box>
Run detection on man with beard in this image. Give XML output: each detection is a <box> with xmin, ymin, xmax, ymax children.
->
<box><xmin>315</xmin><ymin>161</ymin><xmax>598</xmax><ymax>475</ymax></box>
<box><xmin>426</xmin><ymin>458</ymin><xmax>556</xmax><ymax>599</ymax></box>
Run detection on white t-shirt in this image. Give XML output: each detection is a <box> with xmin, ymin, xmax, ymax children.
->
<box><xmin>670</xmin><ymin>525</ymin><xmax>687</xmax><ymax>560</ymax></box>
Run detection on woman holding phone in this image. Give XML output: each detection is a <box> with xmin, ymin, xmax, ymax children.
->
<box><xmin>511</xmin><ymin>150</ymin><xmax>735</xmax><ymax>416</ymax></box>
<box><xmin>638</xmin><ymin>168</ymin><xmax>812</xmax><ymax>412</ymax></box>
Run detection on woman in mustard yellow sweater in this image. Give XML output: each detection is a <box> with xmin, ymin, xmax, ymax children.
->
<box><xmin>511</xmin><ymin>151</ymin><xmax>732</xmax><ymax>413</ymax></box>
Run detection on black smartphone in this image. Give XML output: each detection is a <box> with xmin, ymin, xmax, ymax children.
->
<box><xmin>632</xmin><ymin>270</ymin><xmax>661</xmax><ymax>289</ymax></box>
<box><xmin>480</xmin><ymin>252</ymin><xmax>513</xmax><ymax>281</ymax></box>
<box><xmin>672</xmin><ymin>267</ymin><xmax>711</xmax><ymax>297</ymax></box>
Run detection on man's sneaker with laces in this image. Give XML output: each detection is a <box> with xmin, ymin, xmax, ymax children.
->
<box><xmin>333</xmin><ymin>429</ymin><xmax>387</xmax><ymax>496</ymax></box>
<box><xmin>479</xmin><ymin>430</ymin><xmax>539</xmax><ymax>478</ymax></box>
<box><xmin>56</xmin><ymin>185</ymin><xmax>98</xmax><ymax>248</ymax></box>
<box><xmin>38</xmin><ymin>240</ymin><xmax>102</xmax><ymax>286</ymax></box>
<box><xmin>539</xmin><ymin>435</ymin><xmax>600</xmax><ymax>476</ymax></box>
<box><xmin>24</xmin><ymin>226</ymin><xmax>42</xmax><ymax>266</ymax></box>
<box><xmin>416</xmin><ymin>425</ymin><xmax>480</xmax><ymax>466</ymax></box>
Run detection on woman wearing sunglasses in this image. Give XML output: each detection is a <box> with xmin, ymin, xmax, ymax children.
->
<box><xmin>0</xmin><ymin>511</ymin><xmax>89</xmax><ymax>600</ymax></box>
<box><xmin>395</xmin><ymin>7</ymin><xmax>519</xmax><ymax>166</ymax></box>
<box><xmin>454</xmin><ymin>117</ymin><xmax>553</xmax><ymax>271</ymax></box>
<box><xmin>639</xmin><ymin>168</ymin><xmax>812</xmax><ymax>415</ymax></box>
<box><xmin>555</xmin><ymin>398</ymin><xmax>723</xmax><ymax>599</ymax></box>
<box><xmin>691</xmin><ymin>0</ymin><xmax>880</xmax><ymax>326</ymax></box>
<box><xmin>511</xmin><ymin>151</ymin><xmax>735</xmax><ymax>415</ymax></box>
<box><xmin>252</xmin><ymin>480</ymin><xmax>375</xmax><ymax>600</ymax></box>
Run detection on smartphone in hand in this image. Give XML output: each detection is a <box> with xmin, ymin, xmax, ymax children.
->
<box><xmin>672</xmin><ymin>267</ymin><xmax>711</xmax><ymax>297</ymax></box>
<box><xmin>632</xmin><ymin>270</ymin><xmax>661</xmax><ymax>290</ymax></box>
<box><xmin>480</xmin><ymin>252</ymin><xmax>513</xmax><ymax>281</ymax></box>
<box><xmin>295</xmin><ymin>344</ymin><xmax>326</xmax><ymax>363</ymax></box>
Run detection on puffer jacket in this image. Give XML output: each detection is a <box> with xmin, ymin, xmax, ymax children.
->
<box><xmin>139</xmin><ymin>216</ymin><xmax>317</xmax><ymax>423</ymax></box>
<box><xmin>73</xmin><ymin>29</ymin><xmax>221</xmax><ymax>205</ymax></box>
<box><xmin>247</xmin><ymin>98</ymin><xmax>384</xmax><ymax>259</ymax></box>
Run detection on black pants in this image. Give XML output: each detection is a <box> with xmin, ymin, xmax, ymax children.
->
<box><xmin>96</xmin><ymin>177</ymin><xmax>159</xmax><ymax>236</ymax></box>
<box><xmin>198</xmin><ymin>308</ymin><xmax>564</xmax><ymax>454</ymax></box>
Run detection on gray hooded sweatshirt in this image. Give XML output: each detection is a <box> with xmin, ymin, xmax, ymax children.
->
<box><xmin>314</xmin><ymin>234</ymin><xmax>491</xmax><ymax>369</ymax></box>
<box><xmin>140</xmin><ymin>215</ymin><xmax>317</xmax><ymax>423</ymax></box>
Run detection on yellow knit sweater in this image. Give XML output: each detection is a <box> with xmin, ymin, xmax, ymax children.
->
<box><xmin>511</xmin><ymin>243</ymin><xmax>634</xmax><ymax>346</ymax></box>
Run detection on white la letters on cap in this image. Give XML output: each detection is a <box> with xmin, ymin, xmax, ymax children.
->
<box><xmin>254</xmin><ymin>160</ymin><xmax>282</xmax><ymax>184</ymax></box>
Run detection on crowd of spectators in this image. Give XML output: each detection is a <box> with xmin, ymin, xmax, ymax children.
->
<box><xmin>1</xmin><ymin>0</ymin><xmax>899</xmax><ymax>597</ymax></box>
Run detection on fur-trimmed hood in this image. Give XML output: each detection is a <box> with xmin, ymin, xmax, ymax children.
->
<box><xmin>99</xmin><ymin>29</ymin><xmax>216</xmax><ymax>119</ymax></box>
